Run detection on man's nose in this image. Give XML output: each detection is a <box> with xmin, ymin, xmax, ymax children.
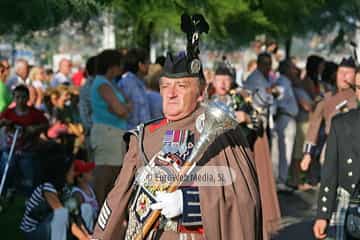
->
<box><xmin>167</xmin><ymin>85</ymin><xmax>177</xmax><ymax>98</ymax></box>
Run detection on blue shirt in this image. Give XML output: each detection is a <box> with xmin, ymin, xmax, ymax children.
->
<box><xmin>118</xmin><ymin>72</ymin><xmax>151</xmax><ymax>129</ymax></box>
<box><xmin>147</xmin><ymin>90</ymin><xmax>163</xmax><ymax>119</ymax></box>
<box><xmin>91</xmin><ymin>75</ymin><xmax>127</xmax><ymax>129</ymax></box>
<box><xmin>275</xmin><ymin>75</ymin><xmax>299</xmax><ymax>117</ymax></box>
<box><xmin>51</xmin><ymin>72</ymin><xmax>71</xmax><ymax>87</ymax></box>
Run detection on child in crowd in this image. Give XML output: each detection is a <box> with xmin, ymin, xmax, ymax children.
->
<box><xmin>72</xmin><ymin>159</ymin><xmax>98</xmax><ymax>233</ymax></box>
<box><xmin>20</xmin><ymin>143</ymin><xmax>90</xmax><ymax>240</ymax></box>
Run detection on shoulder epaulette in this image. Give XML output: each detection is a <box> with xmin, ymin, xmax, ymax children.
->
<box><xmin>123</xmin><ymin>118</ymin><xmax>167</xmax><ymax>164</ymax></box>
<box><xmin>123</xmin><ymin>117</ymin><xmax>166</xmax><ymax>141</ymax></box>
<box><xmin>147</xmin><ymin>118</ymin><xmax>168</xmax><ymax>133</ymax></box>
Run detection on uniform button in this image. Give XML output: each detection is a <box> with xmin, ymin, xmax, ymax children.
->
<box><xmin>324</xmin><ymin>187</ymin><xmax>329</xmax><ymax>192</ymax></box>
<box><xmin>322</xmin><ymin>197</ymin><xmax>327</xmax><ymax>202</ymax></box>
<box><xmin>348</xmin><ymin>172</ymin><xmax>353</xmax><ymax>177</ymax></box>
<box><xmin>322</xmin><ymin>206</ymin><xmax>327</xmax><ymax>212</ymax></box>
<box><xmin>352</xmin><ymin>184</ymin><xmax>356</xmax><ymax>189</ymax></box>
<box><xmin>347</xmin><ymin>158</ymin><xmax>353</xmax><ymax>164</ymax></box>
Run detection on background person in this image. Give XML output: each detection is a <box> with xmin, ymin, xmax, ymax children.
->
<box><xmin>90</xmin><ymin>49</ymin><xmax>130</xmax><ymax>205</ymax></box>
<box><xmin>0</xmin><ymin>85</ymin><xmax>48</xmax><ymax>197</ymax></box>
<box><xmin>72</xmin><ymin>159</ymin><xmax>98</xmax><ymax>233</ymax></box>
<box><xmin>20</xmin><ymin>143</ymin><xmax>90</xmax><ymax>240</ymax></box>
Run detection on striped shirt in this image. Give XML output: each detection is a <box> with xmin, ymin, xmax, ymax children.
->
<box><xmin>20</xmin><ymin>182</ymin><xmax>57</xmax><ymax>232</ymax></box>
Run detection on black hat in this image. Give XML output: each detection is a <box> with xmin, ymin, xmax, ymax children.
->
<box><xmin>215</xmin><ymin>62</ymin><xmax>235</xmax><ymax>79</ymax></box>
<box><xmin>339</xmin><ymin>57</ymin><xmax>356</xmax><ymax>69</ymax></box>
<box><xmin>162</xmin><ymin>14</ymin><xmax>209</xmax><ymax>79</ymax></box>
<box><xmin>162</xmin><ymin>51</ymin><xmax>202</xmax><ymax>78</ymax></box>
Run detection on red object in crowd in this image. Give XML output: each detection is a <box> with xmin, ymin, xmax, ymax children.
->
<box><xmin>47</xmin><ymin>122</ymin><xmax>68</xmax><ymax>138</ymax></box>
<box><xmin>74</xmin><ymin>159</ymin><xmax>96</xmax><ymax>175</ymax></box>
<box><xmin>72</xmin><ymin>69</ymin><xmax>85</xmax><ymax>87</ymax></box>
<box><xmin>0</xmin><ymin>107</ymin><xmax>48</xmax><ymax>128</ymax></box>
<box><xmin>0</xmin><ymin>107</ymin><xmax>48</xmax><ymax>150</ymax></box>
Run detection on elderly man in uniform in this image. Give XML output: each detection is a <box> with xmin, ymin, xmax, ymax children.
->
<box><xmin>92</xmin><ymin>15</ymin><xmax>262</xmax><ymax>240</ymax></box>
<box><xmin>313</xmin><ymin>68</ymin><xmax>360</xmax><ymax>240</ymax></box>
<box><xmin>301</xmin><ymin>57</ymin><xmax>357</xmax><ymax>172</ymax></box>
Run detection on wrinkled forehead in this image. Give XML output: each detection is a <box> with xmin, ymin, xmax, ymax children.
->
<box><xmin>338</xmin><ymin>66</ymin><xmax>356</xmax><ymax>73</ymax></box>
<box><xmin>160</xmin><ymin>76</ymin><xmax>199</xmax><ymax>85</ymax></box>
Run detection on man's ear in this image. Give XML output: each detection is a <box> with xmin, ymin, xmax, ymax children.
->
<box><xmin>197</xmin><ymin>95</ymin><xmax>204</xmax><ymax>102</ymax></box>
<box><xmin>197</xmin><ymin>87</ymin><xmax>206</xmax><ymax>102</ymax></box>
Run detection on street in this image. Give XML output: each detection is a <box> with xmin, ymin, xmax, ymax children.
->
<box><xmin>273</xmin><ymin>189</ymin><xmax>319</xmax><ymax>240</ymax></box>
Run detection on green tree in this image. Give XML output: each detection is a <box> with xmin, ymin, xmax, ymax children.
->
<box><xmin>0</xmin><ymin>0</ymin><xmax>102</xmax><ymax>34</ymax></box>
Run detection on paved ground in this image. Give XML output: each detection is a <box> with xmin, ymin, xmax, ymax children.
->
<box><xmin>273</xmin><ymin>188</ymin><xmax>319</xmax><ymax>240</ymax></box>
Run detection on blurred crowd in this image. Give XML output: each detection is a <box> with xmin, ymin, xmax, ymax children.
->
<box><xmin>0</xmin><ymin>38</ymin><xmax>356</xmax><ymax>239</ymax></box>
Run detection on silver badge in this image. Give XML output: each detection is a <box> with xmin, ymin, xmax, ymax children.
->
<box><xmin>190</xmin><ymin>59</ymin><xmax>201</xmax><ymax>74</ymax></box>
<box><xmin>195</xmin><ymin>113</ymin><xmax>205</xmax><ymax>133</ymax></box>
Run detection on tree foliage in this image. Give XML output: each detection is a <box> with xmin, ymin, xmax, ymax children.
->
<box><xmin>1</xmin><ymin>0</ymin><xmax>360</xmax><ymax>51</ymax></box>
<box><xmin>0</xmin><ymin>0</ymin><xmax>102</xmax><ymax>34</ymax></box>
<box><xmin>110</xmin><ymin>0</ymin><xmax>330</xmax><ymax>49</ymax></box>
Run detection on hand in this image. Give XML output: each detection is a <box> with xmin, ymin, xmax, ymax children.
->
<box><xmin>313</xmin><ymin>219</ymin><xmax>328</xmax><ymax>239</ymax></box>
<box><xmin>150</xmin><ymin>190</ymin><xmax>183</xmax><ymax>219</ymax></box>
<box><xmin>300</xmin><ymin>154</ymin><xmax>312</xmax><ymax>171</ymax></box>
<box><xmin>71</xmin><ymin>223</ymin><xmax>90</xmax><ymax>240</ymax></box>
<box><xmin>235</xmin><ymin>111</ymin><xmax>250</xmax><ymax>124</ymax></box>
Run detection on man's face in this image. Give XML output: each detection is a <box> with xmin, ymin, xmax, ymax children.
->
<box><xmin>160</xmin><ymin>77</ymin><xmax>203</xmax><ymax>121</ymax></box>
<box><xmin>213</xmin><ymin>74</ymin><xmax>232</xmax><ymax>96</ymax></box>
<box><xmin>17</xmin><ymin>62</ymin><xmax>29</xmax><ymax>80</ymax></box>
<box><xmin>14</xmin><ymin>90</ymin><xmax>29</xmax><ymax>108</ymax></box>
<box><xmin>60</xmin><ymin>60</ymin><xmax>72</xmax><ymax>75</ymax></box>
<box><xmin>336</xmin><ymin>66</ymin><xmax>356</xmax><ymax>90</ymax></box>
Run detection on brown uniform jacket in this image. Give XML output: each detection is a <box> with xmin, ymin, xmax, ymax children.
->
<box><xmin>92</xmin><ymin>107</ymin><xmax>262</xmax><ymax>240</ymax></box>
<box><xmin>305</xmin><ymin>88</ymin><xmax>356</xmax><ymax>145</ymax></box>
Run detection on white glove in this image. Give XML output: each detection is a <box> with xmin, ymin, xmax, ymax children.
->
<box><xmin>150</xmin><ymin>190</ymin><xmax>183</xmax><ymax>219</ymax></box>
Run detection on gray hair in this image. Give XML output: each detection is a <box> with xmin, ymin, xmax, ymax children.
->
<box><xmin>15</xmin><ymin>59</ymin><xmax>28</xmax><ymax>71</ymax></box>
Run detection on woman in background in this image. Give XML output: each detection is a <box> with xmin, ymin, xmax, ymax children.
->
<box><xmin>90</xmin><ymin>49</ymin><xmax>131</xmax><ymax>205</ymax></box>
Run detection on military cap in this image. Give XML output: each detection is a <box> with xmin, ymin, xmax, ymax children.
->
<box><xmin>339</xmin><ymin>56</ymin><xmax>356</xmax><ymax>69</ymax></box>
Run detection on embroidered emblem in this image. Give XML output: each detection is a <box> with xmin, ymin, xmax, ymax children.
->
<box><xmin>196</xmin><ymin>113</ymin><xmax>205</xmax><ymax>133</ymax></box>
<box><xmin>132</xmin><ymin>187</ymin><xmax>156</xmax><ymax>222</ymax></box>
<box><xmin>135</xmin><ymin>192</ymin><xmax>152</xmax><ymax>221</ymax></box>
